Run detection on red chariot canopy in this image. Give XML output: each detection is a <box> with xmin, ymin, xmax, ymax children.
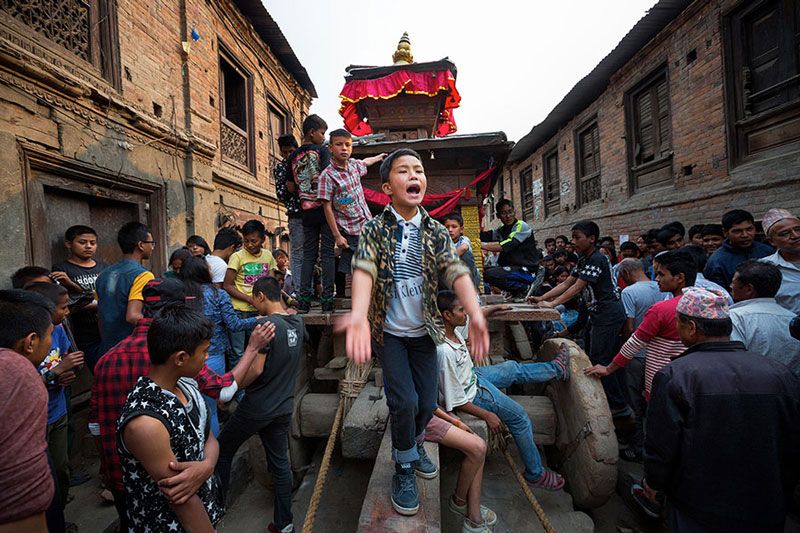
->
<box><xmin>339</xmin><ymin>69</ymin><xmax>461</xmax><ymax>137</ymax></box>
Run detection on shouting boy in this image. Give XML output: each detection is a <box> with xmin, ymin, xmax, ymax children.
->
<box><xmin>343</xmin><ymin>148</ymin><xmax>489</xmax><ymax>516</ymax></box>
<box><xmin>318</xmin><ymin>128</ymin><xmax>386</xmax><ymax>300</ymax></box>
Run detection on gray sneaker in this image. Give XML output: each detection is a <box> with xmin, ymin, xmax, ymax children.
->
<box><xmin>391</xmin><ymin>465</ymin><xmax>419</xmax><ymax>516</ymax></box>
<box><xmin>413</xmin><ymin>441</ymin><xmax>439</xmax><ymax>479</ymax></box>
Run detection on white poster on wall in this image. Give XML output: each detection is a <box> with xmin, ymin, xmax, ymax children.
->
<box><xmin>619</xmin><ymin>234</ymin><xmax>629</xmax><ymax>244</ymax></box>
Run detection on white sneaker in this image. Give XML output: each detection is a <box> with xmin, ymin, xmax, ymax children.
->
<box><xmin>462</xmin><ymin>518</ymin><xmax>493</xmax><ymax>533</ymax></box>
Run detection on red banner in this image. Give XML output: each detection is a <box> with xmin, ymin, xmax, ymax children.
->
<box><xmin>362</xmin><ymin>167</ymin><xmax>495</xmax><ymax>218</ymax></box>
<box><xmin>339</xmin><ymin>69</ymin><xmax>461</xmax><ymax>137</ymax></box>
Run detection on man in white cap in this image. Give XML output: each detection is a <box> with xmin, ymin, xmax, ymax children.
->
<box><xmin>760</xmin><ymin>208</ymin><xmax>800</xmax><ymax>313</ymax></box>
<box><xmin>640</xmin><ymin>287</ymin><xmax>800</xmax><ymax>531</ymax></box>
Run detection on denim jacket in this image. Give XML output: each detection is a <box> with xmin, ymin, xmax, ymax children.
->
<box><xmin>353</xmin><ymin>205</ymin><xmax>470</xmax><ymax>345</ymax></box>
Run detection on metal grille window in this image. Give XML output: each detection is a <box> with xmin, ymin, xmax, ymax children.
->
<box><xmin>519</xmin><ymin>165</ymin><xmax>533</xmax><ymax>220</ymax></box>
<box><xmin>219</xmin><ymin>50</ymin><xmax>254</xmax><ymax>173</ymax></box>
<box><xmin>626</xmin><ymin>67</ymin><xmax>673</xmax><ymax>191</ymax></box>
<box><xmin>1</xmin><ymin>0</ymin><xmax>120</xmax><ymax>86</ymax></box>
<box><xmin>543</xmin><ymin>148</ymin><xmax>560</xmax><ymax>216</ymax></box>
<box><xmin>576</xmin><ymin>120</ymin><xmax>601</xmax><ymax>205</ymax></box>
<box><xmin>725</xmin><ymin>0</ymin><xmax>800</xmax><ymax>164</ymax></box>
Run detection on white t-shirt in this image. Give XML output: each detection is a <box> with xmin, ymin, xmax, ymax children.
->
<box><xmin>206</xmin><ymin>255</ymin><xmax>228</xmax><ymax>284</ymax></box>
<box><xmin>437</xmin><ymin>331</ymin><xmax>478</xmax><ymax>412</ymax></box>
<box><xmin>384</xmin><ymin>207</ymin><xmax>426</xmax><ymax>337</ymax></box>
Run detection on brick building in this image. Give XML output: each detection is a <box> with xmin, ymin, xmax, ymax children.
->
<box><xmin>490</xmin><ymin>0</ymin><xmax>800</xmax><ymax>242</ymax></box>
<box><xmin>0</xmin><ymin>0</ymin><xmax>314</xmax><ymax>281</ymax></box>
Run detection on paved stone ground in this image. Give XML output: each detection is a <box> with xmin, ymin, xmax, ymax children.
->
<box><xmin>65</xmin><ymin>444</ymin><xmax>665</xmax><ymax>532</ymax></box>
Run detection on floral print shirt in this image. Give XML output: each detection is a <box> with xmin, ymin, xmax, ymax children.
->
<box><xmin>353</xmin><ymin>205</ymin><xmax>470</xmax><ymax>345</ymax></box>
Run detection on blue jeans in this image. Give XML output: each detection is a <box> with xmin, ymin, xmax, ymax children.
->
<box><xmin>473</xmin><ymin>360</ymin><xmax>560</xmax><ymax>480</ymax></box>
<box><xmin>228</xmin><ymin>310</ymin><xmax>258</xmax><ymax>367</ymax></box>
<box><xmin>375</xmin><ymin>332</ymin><xmax>438</xmax><ymax>464</ymax></box>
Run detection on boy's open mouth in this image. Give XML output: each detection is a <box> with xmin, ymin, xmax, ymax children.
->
<box><xmin>406</xmin><ymin>184</ymin><xmax>421</xmax><ymax>195</ymax></box>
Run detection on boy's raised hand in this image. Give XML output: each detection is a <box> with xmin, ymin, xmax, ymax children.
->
<box><xmin>336</xmin><ymin>313</ymin><xmax>372</xmax><ymax>364</ymax></box>
<box><xmin>61</xmin><ymin>350</ymin><xmax>84</xmax><ymax>370</ymax></box>
<box><xmin>363</xmin><ymin>153</ymin><xmax>388</xmax><ymax>167</ymax></box>
<box><xmin>247</xmin><ymin>322</ymin><xmax>276</xmax><ymax>351</ymax></box>
<box><xmin>468</xmin><ymin>312</ymin><xmax>489</xmax><ymax>361</ymax></box>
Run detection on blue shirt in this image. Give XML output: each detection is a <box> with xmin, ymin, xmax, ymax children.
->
<box><xmin>704</xmin><ymin>239</ymin><xmax>774</xmax><ymax>289</ymax></box>
<box><xmin>201</xmin><ymin>285</ymin><xmax>258</xmax><ymax>374</ymax></box>
<box><xmin>621</xmin><ymin>281</ymin><xmax>666</xmax><ymax>329</ymax></box>
<box><xmin>38</xmin><ymin>324</ymin><xmax>71</xmax><ymax>424</ymax></box>
<box><xmin>96</xmin><ymin>259</ymin><xmax>153</xmax><ymax>352</ymax></box>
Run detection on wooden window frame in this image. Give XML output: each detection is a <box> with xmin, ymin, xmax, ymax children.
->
<box><xmin>519</xmin><ymin>165</ymin><xmax>534</xmax><ymax>221</ymax></box>
<box><xmin>723</xmin><ymin>0</ymin><xmax>800</xmax><ymax>166</ymax></box>
<box><xmin>218</xmin><ymin>45</ymin><xmax>255</xmax><ymax>174</ymax></box>
<box><xmin>266</xmin><ymin>98</ymin><xmax>290</xmax><ymax>186</ymax></box>
<box><xmin>0</xmin><ymin>0</ymin><xmax>121</xmax><ymax>89</ymax></box>
<box><xmin>574</xmin><ymin>118</ymin><xmax>602</xmax><ymax>206</ymax></box>
<box><xmin>624</xmin><ymin>65</ymin><xmax>673</xmax><ymax>193</ymax></box>
<box><xmin>542</xmin><ymin>147</ymin><xmax>560</xmax><ymax>216</ymax></box>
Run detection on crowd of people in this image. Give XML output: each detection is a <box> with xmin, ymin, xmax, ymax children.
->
<box><xmin>1</xmin><ymin>110</ymin><xmax>799</xmax><ymax>533</ymax></box>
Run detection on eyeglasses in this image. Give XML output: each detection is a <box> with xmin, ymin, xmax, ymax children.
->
<box><xmin>141</xmin><ymin>240</ymin><xmax>157</xmax><ymax>245</ymax></box>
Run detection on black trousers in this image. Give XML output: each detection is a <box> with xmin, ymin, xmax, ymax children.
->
<box><xmin>216</xmin><ymin>413</ymin><xmax>293</xmax><ymax>529</ymax></box>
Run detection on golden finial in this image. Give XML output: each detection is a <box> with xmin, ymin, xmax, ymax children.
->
<box><xmin>392</xmin><ymin>32</ymin><xmax>414</xmax><ymax>65</ymax></box>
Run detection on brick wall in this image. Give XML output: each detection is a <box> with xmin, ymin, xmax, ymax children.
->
<box><xmin>0</xmin><ymin>0</ymin><xmax>311</xmax><ymax>283</ymax></box>
<box><xmin>496</xmin><ymin>0</ymin><xmax>800</xmax><ymax>243</ymax></box>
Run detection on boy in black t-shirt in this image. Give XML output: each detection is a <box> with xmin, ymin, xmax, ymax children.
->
<box><xmin>215</xmin><ymin>276</ymin><xmax>307</xmax><ymax>533</ymax></box>
<box><xmin>531</xmin><ymin>220</ymin><xmax>629</xmax><ymax>416</ymax></box>
<box><xmin>51</xmin><ymin>225</ymin><xmax>107</xmax><ymax>371</ymax></box>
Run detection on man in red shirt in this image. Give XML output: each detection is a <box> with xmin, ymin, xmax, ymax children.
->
<box><xmin>585</xmin><ymin>250</ymin><xmax>696</xmax><ymax>403</ymax></box>
<box><xmin>0</xmin><ymin>290</ymin><xmax>56</xmax><ymax>533</ymax></box>
<box><xmin>89</xmin><ymin>278</ymin><xmax>274</xmax><ymax>529</ymax></box>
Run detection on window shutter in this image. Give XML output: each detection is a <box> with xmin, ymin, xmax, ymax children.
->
<box><xmin>657</xmin><ymin>80</ymin><xmax>671</xmax><ymax>156</ymax></box>
<box><xmin>636</xmin><ymin>90</ymin><xmax>655</xmax><ymax>163</ymax></box>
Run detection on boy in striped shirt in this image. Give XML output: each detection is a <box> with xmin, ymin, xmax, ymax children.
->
<box><xmin>585</xmin><ymin>250</ymin><xmax>697</xmax><ymax>401</ymax></box>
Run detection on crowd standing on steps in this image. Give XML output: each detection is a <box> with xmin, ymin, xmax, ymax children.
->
<box><xmin>1</xmin><ymin>118</ymin><xmax>799</xmax><ymax>533</ymax></box>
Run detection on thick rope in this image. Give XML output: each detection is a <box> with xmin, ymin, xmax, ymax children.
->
<box><xmin>302</xmin><ymin>360</ymin><xmax>373</xmax><ymax>533</ymax></box>
<box><xmin>500</xmin><ymin>440</ymin><xmax>557</xmax><ymax>533</ymax></box>
<box><xmin>301</xmin><ymin>398</ymin><xmax>344</xmax><ymax>532</ymax></box>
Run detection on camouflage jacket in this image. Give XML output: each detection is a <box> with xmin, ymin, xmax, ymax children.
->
<box><xmin>353</xmin><ymin>205</ymin><xmax>470</xmax><ymax>345</ymax></box>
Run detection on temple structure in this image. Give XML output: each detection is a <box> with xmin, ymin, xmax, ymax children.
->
<box><xmin>341</xmin><ymin>34</ymin><xmax>513</xmax><ymax>283</ymax></box>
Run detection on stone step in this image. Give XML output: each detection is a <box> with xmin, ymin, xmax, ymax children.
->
<box><xmin>357</xmin><ymin>427</ymin><xmax>441</xmax><ymax>533</ymax></box>
<box><xmin>342</xmin><ymin>383</ymin><xmax>389</xmax><ymax>459</ymax></box>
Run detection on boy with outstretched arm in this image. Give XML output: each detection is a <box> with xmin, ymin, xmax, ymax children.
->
<box><xmin>531</xmin><ymin>219</ymin><xmax>629</xmax><ymax>418</ymax></box>
<box><xmin>437</xmin><ymin>290</ymin><xmax>570</xmax><ymax>494</ymax></box>
<box><xmin>343</xmin><ymin>148</ymin><xmax>489</xmax><ymax>517</ymax></box>
<box><xmin>317</xmin><ymin>129</ymin><xmax>385</xmax><ymax>291</ymax></box>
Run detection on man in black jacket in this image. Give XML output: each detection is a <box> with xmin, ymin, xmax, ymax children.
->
<box><xmin>642</xmin><ymin>287</ymin><xmax>800</xmax><ymax>532</ymax></box>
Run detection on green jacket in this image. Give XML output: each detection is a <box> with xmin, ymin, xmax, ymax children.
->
<box><xmin>353</xmin><ymin>205</ymin><xmax>470</xmax><ymax>345</ymax></box>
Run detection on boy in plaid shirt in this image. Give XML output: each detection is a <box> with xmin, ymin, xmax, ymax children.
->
<box><xmin>318</xmin><ymin>129</ymin><xmax>386</xmax><ymax>280</ymax></box>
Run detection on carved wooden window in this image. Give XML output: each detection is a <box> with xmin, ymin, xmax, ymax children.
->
<box><xmin>625</xmin><ymin>66</ymin><xmax>673</xmax><ymax>192</ymax></box>
<box><xmin>219</xmin><ymin>49</ymin><xmax>254</xmax><ymax>173</ymax></box>
<box><xmin>519</xmin><ymin>165</ymin><xmax>534</xmax><ymax>221</ymax></box>
<box><xmin>575</xmin><ymin>120</ymin><xmax>601</xmax><ymax>205</ymax></box>
<box><xmin>1</xmin><ymin>0</ymin><xmax>120</xmax><ymax>86</ymax></box>
<box><xmin>543</xmin><ymin>148</ymin><xmax>560</xmax><ymax>216</ymax></box>
<box><xmin>267</xmin><ymin>101</ymin><xmax>288</xmax><ymax>187</ymax></box>
<box><xmin>725</xmin><ymin>0</ymin><xmax>800</xmax><ymax>165</ymax></box>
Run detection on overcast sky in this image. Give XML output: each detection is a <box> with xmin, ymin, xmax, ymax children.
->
<box><xmin>264</xmin><ymin>1</ymin><xmax>657</xmax><ymax>142</ymax></box>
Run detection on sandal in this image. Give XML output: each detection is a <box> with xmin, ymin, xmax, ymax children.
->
<box><xmin>527</xmin><ymin>468</ymin><xmax>565</xmax><ymax>491</ymax></box>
